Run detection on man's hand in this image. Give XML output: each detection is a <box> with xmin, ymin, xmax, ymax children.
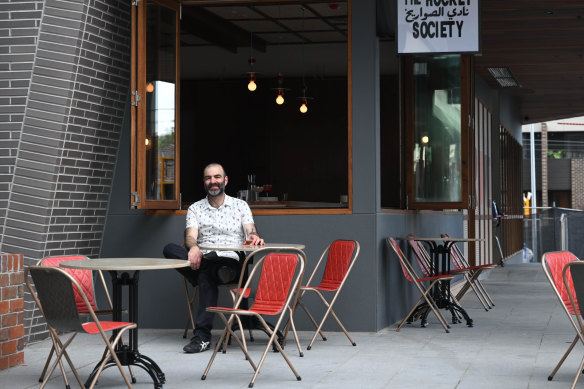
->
<box><xmin>243</xmin><ymin>224</ymin><xmax>265</xmax><ymax>246</ymax></box>
<box><xmin>245</xmin><ymin>234</ymin><xmax>265</xmax><ymax>246</ymax></box>
<box><xmin>188</xmin><ymin>245</ymin><xmax>203</xmax><ymax>270</ymax></box>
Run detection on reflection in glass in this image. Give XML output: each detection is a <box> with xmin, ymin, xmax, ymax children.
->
<box><xmin>413</xmin><ymin>55</ymin><xmax>461</xmax><ymax>202</ymax></box>
<box><xmin>146</xmin><ymin>2</ymin><xmax>176</xmax><ymax>201</ymax></box>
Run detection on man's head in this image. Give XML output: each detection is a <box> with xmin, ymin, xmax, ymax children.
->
<box><xmin>203</xmin><ymin>163</ymin><xmax>228</xmax><ymax>197</ymax></box>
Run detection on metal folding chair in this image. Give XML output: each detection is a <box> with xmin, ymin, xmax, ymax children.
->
<box><xmin>406</xmin><ymin>235</ymin><xmax>468</xmax><ymax>323</ymax></box>
<box><xmin>36</xmin><ymin>255</ymin><xmax>135</xmax><ymax>386</ymax></box>
<box><xmin>25</xmin><ymin>266</ymin><xmax>137</xmax><ymax>389</ymax></box>
<box><xmin>563</xmin><ymin>261</ymin><xmax>584</xmax><ymax>389</ymax></box>
<box><xmin>293</xmin><ymin>239</ymin><xmax>359</xmax><ymax>350</ymax></box>
<box><xmin>202</xmin><ymin>248</ymin><xmax>306</xmax><ymax>388</ymax></box>
<box><xmin>542</xmin><ymin>251</ymin><xmax>580</xmax><ymax>381</ymax></box>
<box><xmin>388</xmin><ymin>237</ymin><xmax>452</xmax><ymax>333</ymax></box>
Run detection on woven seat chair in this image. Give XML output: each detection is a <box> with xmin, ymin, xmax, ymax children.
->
<box><xmin>36</xmin><ymin>255</ymin><xmax>135</xmax><ymax>386</ymax></box>
<box><xmin>25</xmin><ymin>266</ymin><xmax>136</xmax><ymax>389</ymax></box>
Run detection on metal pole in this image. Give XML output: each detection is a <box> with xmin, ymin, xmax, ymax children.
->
<box><xmin>560</xmin><ymin>213</ymin><xmax>568</xmax><ymax>251</ymax></box>
<box><xmin>530</xmin><ymin>124</ymin><xmax>538</xmax><ymax>260</ymax></box>
<box><xmin>530</xmin><ymin>124</ymin><xmax>537</xmax><ymax>212</ymax></box>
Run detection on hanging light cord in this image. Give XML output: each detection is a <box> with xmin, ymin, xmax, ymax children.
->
<box><xmin>301</xmin><ymin>7</ymin><xmax>305</xmax><ymax>88</ymax></box>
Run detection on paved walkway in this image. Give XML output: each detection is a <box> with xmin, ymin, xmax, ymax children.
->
<box><xmin>3</xmin><ymin>262</ymin><xmax>582</xmax><ymax>388</ymax></box>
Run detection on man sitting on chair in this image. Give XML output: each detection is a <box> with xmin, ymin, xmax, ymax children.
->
<box><xmin>163</xmin><ymin>162</ymin><xmax>264</xmax><ymax>353</ymax></box>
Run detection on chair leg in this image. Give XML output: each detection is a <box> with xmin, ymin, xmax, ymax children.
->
<box><xmin>416</xmin><ymin>280</ymin><xmax>451</xmax><ymax>333</ymax></box>
<box><xmin>249</xmin><ymin>315</ymin><xmax>301</xmax><ymax>388</ymax></box>
<box><xmin>396</xmin><ymin>294</ymin><xmax>429</xmax><ymax>331</ymax></box>
<box><xmin>474</xmin><ymin>277</ymin><xmax>495</xmax><ymax>307</ymax></box>
<box><xmin>40</xmin><ymin>331</ymin><xmax>84</xmax><ymax>389</ymax></box>
<box><xmin>88</xmin><ymin>327</ymin><xmax>135</xmax><ymax>389</ymax></box>
<box><xmin>222</xmin><ymin>314</ymin><xmax>248</xmax><ymax>354</ymax></box>
<box><xmin>306</xmin><ymin>290</ymin><xmax>355</xmax><ymax>350</ymax></box>
<box><xmin>38</xmin><ymin>345</ymin><xmax>55</xmax><ymax>382</ymax></box>
<box><xmin>286</xmin><ymin>306</ymin><xmax>304</xmax><ymax>357</ymax></box>
<box><xmin>571</xmin><ymin>350</ymin><xmax>584</xmax><ymax>389</ymax></box>
<box><xmin>202</xmin><ymin>313</ymin><xmax>257</xmax><ymax>381</ymax></box>
<box><xmin>465</xmin><ymin>274</ymin><xmax>491</xmax><ymax>311</ymax></box>
<box><xmin>548</xmin><ymin>334</ymin><xmax>579</xmax><ymax>380</ymax></box>
<box><xmin>106</xmin><ymin>334</ymin><xmax>136</xmax><ymax>383</ymax></box>
<box><xmin>298</xmin><ymin>300</ymin><xmax>327</xmax><ymax>341</ymax></box>
<box><xmin>183</xmin><ymin>279</ymin><xmax>196</xmax><ymax>338</ymax></box>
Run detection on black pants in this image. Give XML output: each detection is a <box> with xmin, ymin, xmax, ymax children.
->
<box><xmin>163</xmin><ymin>243</ymin><xmax>241</xmax><ymax>341</ymax></box>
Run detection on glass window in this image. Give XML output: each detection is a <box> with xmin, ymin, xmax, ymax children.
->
<box><xmin>413</xmin><ymin>55</ymin><xmax>461</xmax><ymax>202</ymax></box>
<box><xmin>132</xmin><ymin>1</ymin><xmax>351</xmax><ymax>213</ymax></box>
<box><xmin>405</xmin><ymin>54</ymin><xmax>471</xmax><ymax>209</ymax></box>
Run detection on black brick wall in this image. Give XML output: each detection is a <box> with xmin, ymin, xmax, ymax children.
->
<box><xmin>0</xmin><ymin>0</ymin><xmax>131</xmax><ymax>342</ymax></box>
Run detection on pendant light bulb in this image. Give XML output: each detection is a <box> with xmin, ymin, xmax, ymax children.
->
<box><xmin>300</xmin><ymin>102</ymin><xmax>308</xmax><ymax>114</ymax></box>
<box><xmin>248</xmin><ymin>78</ymin><xmax>257</xmax><ymax>92</ymax></box>
<box><xmin>146</xmin><ymin>82</ymin><xmax>154</xmax><ymax>93</ymax></box>
<box><xmin>276</xmin><ymin>92</ymin><xmax>284</xmax><ymax>105</ymax></box>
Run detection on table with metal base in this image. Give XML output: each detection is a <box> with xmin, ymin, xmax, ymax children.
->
<box><xmin>397</xmin><ymin>237</ymin><xmax>481</xmax><ymax>328</ymax></box>
<box><xmin>61</xmin><ymin>257</ymin><xmax>189</xmax><ymax>389</ymax></box>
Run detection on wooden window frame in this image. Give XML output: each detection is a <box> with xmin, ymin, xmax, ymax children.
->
<box><xmin>403</xmin><ymin>54</ymin><xmax>473</xmax><ymax>210</ymax></box>
<box><xmin>131</xmin><ymin>0</ymin><xmax>181</xmax><ymax>210</ymax></box>
<box><xmin>131</xmin><ymin>0</ymin><xmax>353</xmax><ymax>215</ymax></box>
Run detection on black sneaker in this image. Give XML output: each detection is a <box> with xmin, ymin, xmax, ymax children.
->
<box><xmin>217</xmin><ymin>266</ymin><xmax>237</xmax><ymax>283</ymax></box>
<box><xmin>183</xmin><ymin>336</ymin><xmax>210</xmax><ymax>353</ymax></box>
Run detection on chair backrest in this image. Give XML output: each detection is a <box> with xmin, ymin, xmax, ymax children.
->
<box><xmin>26</xmin><ymin>266</ymin><xmax>86</xmax><ymax>332</ymax></box>
<box><xmin>38</xmin><ymin>255</ymin><xmax>98</xmax><ymax>312</ymax></box>
<box><xmin>564</xmin><ymin>262</ymin><xmax>584</xmax><ymax>327</ymax></box>
<box><xmin>440</xmin><ymin>234</ymin><xmax>468</xmax><ymax>270</ymax></box>
<box><xmin>388</xmin><ymin>237</ymin><xmax>418</xmax><ymax>283</ymax></box>
<box><xmin>542</xmin><ymin>251</ymin><xmax>580</xmax><ymax>314</ymax></box>
<box><xmin>250</xmin><ymin>253</ymin><xmax>302</xmax><ymax>315</ymax></box>
<box><xmin>316</xmin><ymin>240</ymin><xmax>359</xmax><ymax>291</ymax></box>
<box><xmin>406</xmin><ymin>235</ymin><xmax>433</xmax><ymax>276</ymax></box>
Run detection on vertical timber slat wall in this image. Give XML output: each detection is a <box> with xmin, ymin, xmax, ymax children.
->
<box><xmin>473</xmin><ymin>98</ymin><xmax>493</xmax><ymax>266</ymax></box>
<box><xmin>0</xmin><ymin>0</ymin><xmax>131</xmax><ymax>342</ymax></box>
<box><xmin>499</xmin><ymin>125</ymin><xmax>524</xmax><ymax>259</ymax></box>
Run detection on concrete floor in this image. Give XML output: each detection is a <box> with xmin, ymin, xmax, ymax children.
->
<box><xmin>3</xmin><ymin>261</ymin><xmax>583</xmax><ymax>389</ymax></box>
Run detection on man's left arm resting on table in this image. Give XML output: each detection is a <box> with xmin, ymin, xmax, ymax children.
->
<box><xmin>244</xmin><ymin>224</ymin><xmax>265</xmax><ymax>245</ymax></box>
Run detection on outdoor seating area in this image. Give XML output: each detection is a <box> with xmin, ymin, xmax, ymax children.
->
<box><xmin>7</xmin><ymin>260</ymin><xmax>582</xmax><ymax>389</ymax></box>
<box><xmin>388</xmin><ymin>236</ymin><xmax>493</xmax><ymax>332</ymax></box>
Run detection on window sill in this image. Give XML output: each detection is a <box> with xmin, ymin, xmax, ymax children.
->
<box><xmin>146</xmin><ymin>201</ymin><xmax>352</xmax><ymax>216</ymax></box>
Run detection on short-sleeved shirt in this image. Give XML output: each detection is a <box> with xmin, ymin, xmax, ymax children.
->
<box><xmin>186</xmin><ymin>194</ymin><xmax>255</xmax><ymax>260</ymax></box>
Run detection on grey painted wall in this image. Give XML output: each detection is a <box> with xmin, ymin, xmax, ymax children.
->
<box><xmin>101</xmin><ymin>0</ymin><xmax>470</xmax><ymax>333</ymax></box>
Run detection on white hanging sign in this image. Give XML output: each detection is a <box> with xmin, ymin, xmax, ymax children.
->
<box><xmin>397</xmin><ymin>0</ymin><xmax>480</xmax><ymax>54</ymax></box>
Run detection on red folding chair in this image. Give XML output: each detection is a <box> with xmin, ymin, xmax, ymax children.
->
<box><xmin>388</xmin><ymin>237</ymin><xmax>452</xmax><ymax>332</ymax></box>
<box><xmin>25</xmin><ymin>266</ymin><xmax>136</xmax><ymax>389</ymax></box>
<box><xmin>563</xmin><ymin>261</ymin><xmax>584</xmax><ymax>389</ymax></box>
<box><xmin>406</xmin><ymin>235</ymin><xmax>468</xmax><ymax>323</ymax></box>
<box><xmin>293</xmin><ymin>239</ymin><xmax>360</xmax><ymax>350</ymax></box>
<box><xmin>36</xmin><ymin>255</ymin><xmax>135</xmax><ymax>386</ymax></box>
<box><xmin>202</xmin><ymin>248</ymin><xmax>306</xmax><ymax>388</ymax></box>
<box><xmin>542</xmin><ymin>251</ymin><xmax>580</xmax><ymax>381</ymax></box>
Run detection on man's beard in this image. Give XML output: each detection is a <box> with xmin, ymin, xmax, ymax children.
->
<box><xmin>205</xmin><ymin>181</ymin><xmax>225</xmax><ymax>197</ymax></box>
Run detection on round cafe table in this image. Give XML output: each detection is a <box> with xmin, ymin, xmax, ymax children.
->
<box><xmin>60</xmin><ymin>257</ymin><xmax>188</xmax><ymax>389</ymax></box>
